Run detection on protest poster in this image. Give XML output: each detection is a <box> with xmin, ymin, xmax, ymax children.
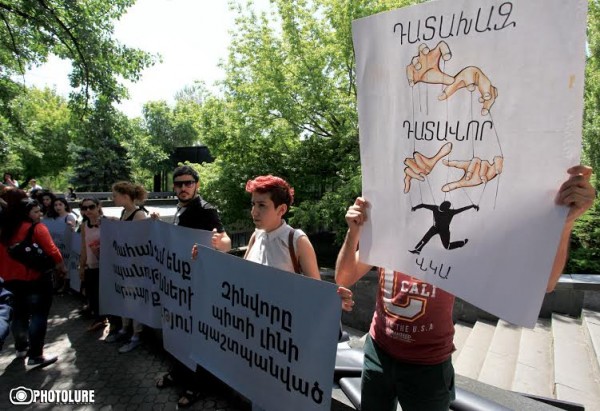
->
<box><xmin>43</xmin><ymin>218</ymin><xmax>72</xmax><ymax>262</ymax></box>
<box><xmin>190</xmin><ymin>246</ymin><xmax>341</xmax><ymax>411</ymax></box>
<box><xmin>99</xmin><ymin>219</ymin><xmax>211</xmax><ymax>368</ymax></box>
<box><xmin>352</xmin><ymin>0</ymin><xmax>587</xmax><ymax>326</ymax></box>
<box><xmin>152</xmin><ymin>222</ymin><xmax>212</xmax><ymax>369</ymax></box>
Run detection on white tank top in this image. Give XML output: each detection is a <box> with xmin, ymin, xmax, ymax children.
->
<box><xmin>245</xmin><ymin>221</ymin><xmax>305</xmax><ymax>274</ymax></box>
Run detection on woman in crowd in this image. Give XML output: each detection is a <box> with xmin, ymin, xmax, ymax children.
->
<box><xmin>36</xmin><ymin>190</ymin><xmax>57</xmax><ymax>218</ymax></box>
<box><xmin>0</xmin><ymin>196</ymin><xmax>66</xmax><ymax>367</ymax></box>
<box><xmin>104</xmin><ymin>181</ymin><xmax>148</xmax><ymax>353</ymax></box>
<box><xmin>46</xmin><ymin>197</ymin><xmax>78</xmax><ymax>292</ymax></box>
<box><xmin>47</xmin><ymin>197</ymin><xmax>77</xmax><ymax>228</ymax></box>
<box><xmin>78</xmin><ymin>198</ymin><xmax>106</xmax><ymax>331</ymax></box>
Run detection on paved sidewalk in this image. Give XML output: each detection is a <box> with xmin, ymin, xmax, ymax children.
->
<box><xmin>0</xmin><ymin>291</ymin><xmax>250</xmax><ymax>410</ymax></box>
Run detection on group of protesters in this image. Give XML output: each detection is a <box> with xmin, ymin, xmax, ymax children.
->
<box><xmin>0</xmin><ymin>182</ymin><xmax>67</xmax><ymax>368</ymax></box>
<box><xmin>0</xmin><ymin>163</ymin><xmax>596</xmax><ymax>410</ymax></box>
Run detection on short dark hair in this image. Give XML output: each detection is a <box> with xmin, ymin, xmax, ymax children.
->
<box><xmin>173</xmin><ymin>165</ymin><xmax>199</xmax><ymax>182</ymax></box>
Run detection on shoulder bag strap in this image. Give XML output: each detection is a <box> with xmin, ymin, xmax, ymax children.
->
<box><xmin>26</xmin><ymin>222</ymin><xmax>38</xmax><ymax>242</ymax></box>
<box><xmin>288</xmin><ymin>229</ymin><xmax>301</xmax><ymax>274</ymax></box>
<box><xmin>246</xmin><ymin>233</ymin><xmax>256</xmax><ymax>255</ymax></box>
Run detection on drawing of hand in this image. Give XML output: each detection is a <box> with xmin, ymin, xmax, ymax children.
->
<box><xmin>404</xmin><ymin>142</ymin><xmax>453</xmax><ymax>193</ymax></box>
<box><xmin>441</xmin><ymin>156</ymin><xmax>504</xmax><ymax>192</ymax></box>
<box><xmin>438</xmin><ymin>66</ymin><xmax>498</xmax><ymax>115</ymax></box>
<box><xmin>406</xmin><ymin>42</ymin><xmax>455</xmax><ymax>87</ymax></box>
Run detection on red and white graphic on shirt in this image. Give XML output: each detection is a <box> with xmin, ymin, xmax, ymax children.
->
<box><xmin>381</xmin><ymin>268</ymin><xmax>437</xmax><ymax>322</ymax></box>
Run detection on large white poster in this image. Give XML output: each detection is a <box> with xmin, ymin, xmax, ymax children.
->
<box><xmin>99</xmin><ymin>219</ymin><xmax>212</xmax><ymax>369</ymax></box>
<box><xmin>154</xmin><ymin>223</ymin><xmax>212</xmax><ymax>369</ymax></box>
<box><xmin>353</xmin><ymin>0</ymin><xmax>587</xmax><ymax>327</ymax></box>
<box><xmin>190</xmin><ymin>246</ymin><xmax>341</xmax><ymax>411</ymax></box>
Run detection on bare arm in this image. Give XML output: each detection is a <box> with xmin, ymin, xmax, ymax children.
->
<box><xmin>335</xmin><ymin>197</ymin><xmax>374</xmax><ymax>287</ymax></box>
<box><xmin>296</xmin><ymin>235</ymin><xmax>321</xmax><ymax>280</ymax></box>
<box><xmin>547</xmin><ymin>165</ymin><xmax>595</xmax><ymax>292</ymax></box>
<box><xmin>132</xmin><ymin>210</ymin><xmax>147</xmax><ymax>221</ymax></box>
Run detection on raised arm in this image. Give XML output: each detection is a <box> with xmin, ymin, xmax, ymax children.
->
<box><xmin>411</xmin><ymin>203</ymin><xmax>435</xmax><ymax>212</ymax></box>
<box><xmin>336</xmin><ymin>197</ymin><xmax>374</xmax><ymax>287</ymax></box>
<box><xmin>547</xmin><ymin>165</ymin><xmax>595</xmax><ymax>292</ymax></box>
<box><xmin>453</xmin><ymin>204</ymin><xmax>479</xmax><ymax>215</ymax></box>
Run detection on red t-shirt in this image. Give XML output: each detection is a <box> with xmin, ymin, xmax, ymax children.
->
<box><xmin>369</xmin><ymin>268</ymin><xmax>455</xmax><ymax>365</ymax></box>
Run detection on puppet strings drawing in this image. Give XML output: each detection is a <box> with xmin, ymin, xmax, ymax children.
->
<box><xmin>404</xmin><ymin>41</ymin><xmax>504</xmax><ymax>255</ymax></box>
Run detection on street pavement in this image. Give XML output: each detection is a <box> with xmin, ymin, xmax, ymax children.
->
<box><xmin>0</xmin><ymin>291</ymin><xmax>250</xmax><ymax>410</ymax></box>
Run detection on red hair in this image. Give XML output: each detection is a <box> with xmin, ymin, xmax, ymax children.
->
<box><xmin>245</xmin><ymin>175</ymin><xmax>294</xmax><ymax>208</ymax></box>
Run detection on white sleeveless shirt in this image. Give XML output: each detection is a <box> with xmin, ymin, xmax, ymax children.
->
<box><xmin>245</xmin><ymin>221</ymin><xmax>305</xmax><ymax>274</ymax></box>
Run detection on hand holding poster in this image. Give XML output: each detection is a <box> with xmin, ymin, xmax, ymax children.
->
<box><xmin>190</xmin><ymin>246</ymin><xmax>341</xmax><ymax>411</ymax></box>
<box><xmin>352</xmin><ymin>0</ymin><xmax>587</xmax><ymax>326</ymax></box>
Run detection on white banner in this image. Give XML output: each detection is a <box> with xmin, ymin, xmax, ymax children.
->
<box><xmin>190</xmin><ymin>246</ymin><xmax>340</xmax><ymax>411</ymax></box>
<box><xmin>153</xmin><ymin>222</ymin><xmax>212</xmax><ymax>369</ymax></box>
<box><xmin>43</xmin><ymin>218</ymin><xmax>72</xmax><ymax>261</ymax></box>
<box><xmin>353</xmin><ymin>0</ymin><xmax>587</xmax><ymax>327</ymax></box>
<box><xmin>99</xmin><ymin>219</ymin><xmax>211</xmax><ymax>369</ymax></box>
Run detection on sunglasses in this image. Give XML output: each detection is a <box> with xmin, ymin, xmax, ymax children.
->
<box><xmin>80</xmin><ymin>204</ymin><xmax>97</xmax><ymax>211</ymax></box>
<box><xmin>173</xmin><ymin>180</ymin><xmax>196</xmax><ymax>188</ymax></box>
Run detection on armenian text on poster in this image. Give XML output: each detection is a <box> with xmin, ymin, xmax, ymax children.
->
<box><xmin>190</xmin><ymin>246</ymin><xmax>341</xmax><ymax>411</ymax></box>
<box><xmin>352</xmin><ymin>0</ymin><xmax>587</xmax><ymax>326</ymax></box>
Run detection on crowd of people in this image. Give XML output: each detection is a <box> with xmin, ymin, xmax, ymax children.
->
<box><xmin>0</xmin><ymin>163</ymin><xmax>596</xmax><ymax>410</ymax></box>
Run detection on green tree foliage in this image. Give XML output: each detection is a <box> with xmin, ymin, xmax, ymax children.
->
<box><xmin>568</xmin><ymin>199</ymin><xmax>600</xmax><ymax>273</ymax></box>
<box><xmin>584</xmin><ymin>0</ymin><xmax>600</xmax><ymax>179</ymax></box>
<box><xmin>69</xmin><ymin>98</ymin><xmax>131</xmax><ymax>191</ymax></box>
<box><xmin>0</xmin><ymin>87</ymin><xmax>71</xmax><ymax>185</ymax></box>
<box><xmin>121</xmin><ymin>117</ymin><xmax>163</xmax><ymax>187</ymax></box>
<box><xmin>0</xmin><ymin>0</ymin><xmax>153</xmax><ymax>189</ymax></box>
<box><xmin>0</xmin><ymin>0</ymin><xmax>154</xmax><ymax>111</ymax></box>
<box><xmin>198</xmin><ymin>0</ymin><xmax>416</xmax><ymax>232</ymax></box>
<box><xmin>565</xmin><ymin>0</ymin><xmax>600</xmax><ymax>274</ymax></box>
<box><xmin>131</xmin><ymin>99</ymin><xmax>203</xmax><ymax>180</ymax></box>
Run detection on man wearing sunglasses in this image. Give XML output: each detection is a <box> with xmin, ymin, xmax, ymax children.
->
<box><xmin>157</xmin><ymin>165</ymin><xmax>231</xmax><ymax>408</ymax></box>
<box><xmin>172</xmin><ymin>166</ymin><xmax>231</xmax><ymax>252</ymax></box>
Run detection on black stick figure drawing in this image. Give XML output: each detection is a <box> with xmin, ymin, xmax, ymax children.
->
<box><xmin>409</xmin><ymin>201</ymin><xmax>479</xmax><ymax>255</ymax></box>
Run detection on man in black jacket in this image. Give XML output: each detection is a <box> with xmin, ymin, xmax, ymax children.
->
<box><xmin>156</xmin><ymin>165</ymin><xmax>231</xmax><ymax>407</ymax></box>
<box><xmin>172</xmin><ymin>165</ymin><xmax>231</xmax><ymax>251</ymax></box>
